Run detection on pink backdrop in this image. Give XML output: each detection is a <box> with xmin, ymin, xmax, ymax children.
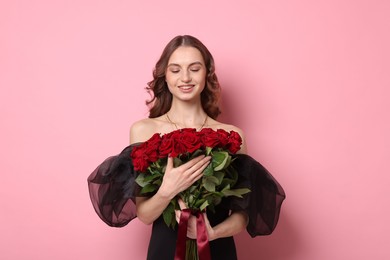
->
<box><xmin>1</xmin><ymin>0</ymin><xmax>389</xmax><ymax>259</ymax></box>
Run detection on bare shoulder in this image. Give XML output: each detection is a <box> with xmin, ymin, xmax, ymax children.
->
<box><xmin>129</xmin><ymin>116</ymin><xmax>174</xmax><ymax>144</ymax></box>
<box><xmin>129</xmin><ymin>118</ymin><xmax>153</xmax><ymax>144</ymax></box>
<box><xmin>129</xmin><ymin>118</ymin><xmax>159</xmax><ymax>144</ymax></box>
<box><xmin>207</xmin><ymin>119</ymin><xmax>247</xmax><ymax>154</ymax></box>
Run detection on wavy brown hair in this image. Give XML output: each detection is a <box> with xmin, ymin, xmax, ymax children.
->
<box><xmin>146</xmin><ymin>35</ymin><xmax>221</xmax><ymax>119</ymax></box>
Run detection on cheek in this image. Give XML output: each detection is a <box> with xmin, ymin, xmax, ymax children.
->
<box><xmin>166</xmin><ymin>82</ymin><xmax>174</xmax><ymax>92</ymax></box>
<box><xmin>165</xmin><ymin>72</ymin><xmax>179</xmax><ymax>83</ymax></box>
<box><xmin>165</xmin><ymin>77</ymin><xmax>176</xmax><ymax>92</ymax></box>
<box><xmin>198</xmin><ymin>73</ymin><xmax>207</xmax><ymax>87</ymax></box>
<box><xmin>165</xmin><ymin>75</ymin><xmax>174</xmax><ymax>87</ymax></box>
<box><xmin>193</xmin><ymin>70</ymin><xmax>206</xmax><ymax>82</ymax></box>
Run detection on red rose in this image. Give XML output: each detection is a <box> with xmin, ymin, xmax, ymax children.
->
<box><xmin>159</xmin><ymin>131</ymin><xmax>174</xmax><ymax>157</ymax></box>
<box><xmin>144</xmin><ymin>145</ymin><xmax>159</xmax><ymax>163</ymax></box>
<box><xmin>159</xmin><ymin>129</ymin><xmax>186</xmax><ymax>158</ymax></box>
<box><xmin>179</xmin><ymin>128</ymin><xmax>202</xmax><ymax>153</ymax></box>
<box><xmin>132</xmin><ymin>157</ymin><xmax>149</xmax><ymax>172</ymax></box>
<box><xmin>131</xmin><ymin>144</ymin><xmax>150</xmax><ymax>172</ymax></box>
<box><xmin>227</xmin><ymin>131</ymin><xmax>242</xmax><ymax>154</ymax></box>
<box><xmin>143</xmin><ymin>133</ymin><xmax>161</xmax><ymax>162</ymax></box>
<box><xmin>199</xmin><ymin>128</ymin><xmax>220</xmax><ymax>148</ymax></box>
<box><xmin>216</xmin><ymin>129</ymin><xmax>229</xmax><ymax>147</ymax></box>
<box><xmin>147</xmin><ymin>133</ymin><xmax>162</xmax><ymax>148</ymax></box>
<box><xmin>171</xmin><ymin>130</ymin><xmax>187</xmax><ymax>157</ymax></box>
<box><xmin>131</xmin><ymin>134</ymin><xmax>161</xmax><ymax>172</ymax></box>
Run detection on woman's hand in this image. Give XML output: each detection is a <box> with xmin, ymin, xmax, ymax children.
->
<box><xmin>186</xmin><ymin>212</ymin><xmax>216</xmax><ymax>241</ymax></box>
<box><xmin>158</xmin><ymin>155</ymin><xmax>211</xmax><ymax>199</ymax></box>
<box><xmin>136</xmin><ymin>155</ymin><xmax>210</xmax><ymax>225</ymax></box>
<box><xmin>175</xmin><ymin>199</ymin><xmax>217</xmax><ymax>241</ymax></box>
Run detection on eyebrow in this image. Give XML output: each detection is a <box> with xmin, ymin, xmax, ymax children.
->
<box><xmin>167</xmin><ymin>61</ymin><xmax>204</xmax><ymax>68</ymax></box>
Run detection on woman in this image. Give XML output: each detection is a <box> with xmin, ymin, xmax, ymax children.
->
<box><xmin>131</xmin><ymin>35</ymin><xmax>249</xmax><ymax>259</ymax></box>
<box><xmin>88</xmin><ymin>35</ymin><xmax>285</xmax><ymax>260</ymax></box>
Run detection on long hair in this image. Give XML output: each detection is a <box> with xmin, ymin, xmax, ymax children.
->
<box><xmin>146</xmin><ymin>35</ymin><xmax>221</xmax><ymax>119</ymax></box>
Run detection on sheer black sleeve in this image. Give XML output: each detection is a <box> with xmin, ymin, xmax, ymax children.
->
<box><xmin>228</xmin><ymin>154</ymin><xmax>286</xmax><ymax>237</ymax></box>
<box><xmin>87</xmin><ymin>144</ymin><xmax>141</xmax><ymax>227</ymax></box>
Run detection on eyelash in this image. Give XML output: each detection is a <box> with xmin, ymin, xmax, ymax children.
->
<box><xmin>170</xmin><ymin>68</ymin><xmax>200</xmax><ymax>73</ymax></box>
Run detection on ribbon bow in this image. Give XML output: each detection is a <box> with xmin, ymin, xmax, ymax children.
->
<box><xmin>174</xmin><ymin>209</ymin><xmax>211</xmax><ymax>260</ymax></box>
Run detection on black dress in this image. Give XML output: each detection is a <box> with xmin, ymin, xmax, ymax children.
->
<box><xmin>87</xmin><ymin>144</ymin><xmax>285</xmax><ymax>260</ymax></box>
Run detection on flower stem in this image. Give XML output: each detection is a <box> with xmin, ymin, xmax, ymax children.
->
<box><xmin>185</xmin><ymin>239</ymin><xmax>198</xmax><ymax>260</ymax></box>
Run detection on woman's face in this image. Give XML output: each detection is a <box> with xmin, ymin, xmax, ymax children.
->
<box><xmin>165</xmin><ymin>46</ymin><xmax>207</xmax><ymax>102</ymax></box>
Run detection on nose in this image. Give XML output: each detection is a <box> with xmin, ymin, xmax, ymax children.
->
<box><xmin>181</xmin><ymin>70</ymin><xmax>191</xmax><ymax>82</ymax></box>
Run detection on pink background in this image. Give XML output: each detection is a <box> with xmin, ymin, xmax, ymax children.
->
<box><xmin>1</xmin><ymin>0</ymin><xmax>389</xmax><ymax>259</ymax></box>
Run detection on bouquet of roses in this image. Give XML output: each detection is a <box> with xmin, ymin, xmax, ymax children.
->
<box><xmin>131</xmin><ymin>128</ymin><xmax>250</xmax><ymax>259</ymax></box>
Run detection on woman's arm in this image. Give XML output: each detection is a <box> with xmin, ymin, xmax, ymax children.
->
<box><xmin>179</xmin><ymin>203</ymin><xmax>248</xmax><ymax>241</ymax></box>
<box><xmin>135</xmin><ymin>156</ymin><xmax>211</xmax><ymax>225</ymax></box>
<box><xmin>205</xmin><ymin>211</ymin><xmax>248</xmax><ymax>241</ymax></box>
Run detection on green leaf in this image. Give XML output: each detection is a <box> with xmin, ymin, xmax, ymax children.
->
<box><xmin>204</xmin><ymin>194</ymin><xmax>222</xmax><ymax>206</ymax></box>
<box><xmin>149</xmin><ymin>167</ymin><xmax>163</xmax><ymax>175</ymax></box>
<box><xmin>189</xmin><ymin>185</ymin><xmax>197</xmax><ymax>193</ymax></box>
<box><xmin>203</xmin><ymin>179</ymin><xmax>216</xmax><ymax>192</ymax></box>
<box><xmin>212</xmin><ymin>151</ymin><xmax>229</xmax><ymax>171</ymax></box>
<box><xmin>173</xmin><ymin>157</ymin><xmax>184</xmax><ymax>167</ymax></box>
<box><xmin>222</xmin><ymin>188</ymin><xmax>251</xmax><ymax>198</ymax></box>
<box><xmin>144</xmin><ymin>173</ymin><xmax>161</xmax><ymax>182</ymax></box>
<box><xmin>162</xmin><ymin>202</ymin><xmax>175</xmax><ymax>228</ymax></box>
<box><xmin>221</xmin><ymin>184</ymin><xmax>231</xmax><ymax>191</ymax></box>
<box><xmin>199</xmin><ymin>200</ymin><xmax>209</xmax><ymax>211</ymax></box>
<box><xmin>188</xmin><ymin>194</ymin><xmax>194</xmax><ymax>205</ymax></box>
<box><xmin>203</xmin><ymin>163</ymin><xmax>214</xmax><ymax>176</ymax></box>
<box><xmin>203</xmin><ymin>175</ymin><xmax>219</xmax><ymax>184</ymax></box>
<box><xmin>153</xmin><ymin>179</ymin><xmax>162</xmax><ymax>186</ymax></box>
<box><xmin>213</xmin><ymin>171</ymin><xmax>224</xmax><ymax>185</ymax></box>
<box><xmin>223</xmin><ymin>166</ymin><xmax>238</xmax><ymax>186</ymax></box>
<box><xmin>194</xmin><ymin>198</ymin><xmax>206</xmax><ymax>208</ymax></box>
<box><xmin>203</xmin><ymin>191</ymin><xmax>224</xmax><ymax>198</ymax></box>
<box><xmin>141</xmin><ymin>184</ymin><xmax>158</xmax><ymax>194</ymax></box>
<box><xmin>224</xmin><ymin>155</ymin><xmax>232</xmax><ymax>169</ymax></box>
<box><xmin>135</xmin><ymin>174</ymin><xmax>147</xmax><ymax>187</ymax></box>
<box><xmin>190</xmin><ymin>149</ymin><xmax>204</xmax><ymax>159</ymax></box>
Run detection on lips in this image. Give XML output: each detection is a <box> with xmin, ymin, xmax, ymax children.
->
<box><xmin>178</xmin><ymin>84</ymin><xmax>195</xmax><ymax>91</ymax></box>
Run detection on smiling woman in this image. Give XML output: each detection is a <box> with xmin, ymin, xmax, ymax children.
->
<box><xmin>165</xmin><ymin>46</ymin><xmax>207</xmax><ymax>104</ymax></box>
<box><xmin>87</xmin><ymin>35</ymin><xmax>285</xmax><ymax>260</ymax></box>
<box><xmin>146</xmin><ymin>35</ymin><xmax>221</xmax><ymax>120</ymax></box>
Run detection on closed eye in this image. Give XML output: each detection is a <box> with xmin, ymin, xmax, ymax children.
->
<box><xmin>190</xmin><ymin>66</ymin><xmax>201</xmax><ymax>72</ymax></box>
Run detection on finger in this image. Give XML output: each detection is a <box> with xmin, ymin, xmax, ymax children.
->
<box><xmin>166</xmin><ymin>156</ymin><xmax>173</xmax><ymax>171</ymax></box>
<box><xmin>202</xmin><ymin>213</ymin><xmax>214</xmax><ymax>240</ymax></box>
<box><xmin>187</xmin><ymin>215</ymin><xmax>197</xmax><ymax>239</ymax></box>
<box><xmin>175</xmin><ymin>209</ymin><xmax>181</xmax><ymax>223</ymax></box>
<box><xmin>186</xmin><ymin>157</ymin><xmax>211</xmax><ymax>174</ymax></box>
<box><xmin>191</xmin><ymin>160</ymin><xmax>211</xmax><ymax>179</ymax></box>
<box><xmin>187</xmin><ymin>163</ymin><xmax>210</xmax><ymax>186</ymax></box>
<box><xmin>178</xmin><ymin>198</ymin><xmax>187</xmax><ymax>209</ymax></box>
<box><xmin>181</xmin><ymin>155</ymin><xmax>208</xmax><ymax>170</ymax></box>
<box><xmin>193</xmin><ymin>171</ymin><xmax>204</xmax><ymax>182</ymax></box>
<box><xmin>203</xmin><ymin>213</ymin><xmax>210</xmax><ymax>226</ymax></box>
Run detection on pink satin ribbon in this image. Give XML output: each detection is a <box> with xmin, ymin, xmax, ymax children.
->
<box><xmin>174</xmin><ymin>209</ymin><xmax>211</xmax><ymax>260</ymax></box>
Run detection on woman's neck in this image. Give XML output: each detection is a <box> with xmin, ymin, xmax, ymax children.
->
<box><xmin>167</xmin><ymin>101</ymin><xmax>208</xmax><ymax>129</ymax></box>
